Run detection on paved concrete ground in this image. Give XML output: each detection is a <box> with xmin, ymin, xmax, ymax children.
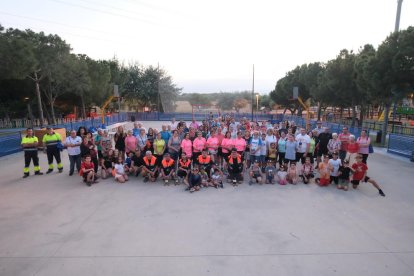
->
<box><xmin>0</xmin><ymin>122</ymin><xmax>414</xmax><ymax>276</ymax></box>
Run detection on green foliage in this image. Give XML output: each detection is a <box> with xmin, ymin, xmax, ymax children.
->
<box><xmin>0</xmin><ymin>26</ymin><xmax>181</xmax><ymax>119</ymax></box>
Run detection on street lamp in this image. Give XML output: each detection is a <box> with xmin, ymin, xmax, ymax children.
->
<box><xmin>24</xmin><ymin>97</ymin><xmax>34</xmax><ymax>128</ymax></box>
<box><xmin>255</xmin><ymin>93</ymin><xmax>259</xmax><ymax>112</ymax></box>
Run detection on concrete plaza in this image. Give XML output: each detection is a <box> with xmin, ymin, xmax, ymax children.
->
<box><xmin>0</xmin><ymin>122</ymin><xmax>413</xmax><ymax>275</ymax></box>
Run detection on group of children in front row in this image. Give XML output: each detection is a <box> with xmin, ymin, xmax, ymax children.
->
<box><xmin>248</xmin><ymin>152</ymin><xmax>385</xmax><ymax>196</ymax></box>
<box><xmin>79</xmin><ymin>147</ymin><xmax>385</xmax><ymax>196</ymax></box>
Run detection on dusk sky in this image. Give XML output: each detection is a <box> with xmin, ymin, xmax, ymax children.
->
<box><xmin>1</xmin><ymin>0</ymin><xmax>413</xmax><ymax>94</ymax></box>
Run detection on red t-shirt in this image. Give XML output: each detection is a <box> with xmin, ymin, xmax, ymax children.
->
<box><xmin>347</xmin><ymin>142</ymin><xmax>359</xmax><ymax>153</ymax></box>
<box><xmin>352</xmin><ymin>162</ymin><xmax>368</xmax><ymax>180</ymax></box>
<box><xmin>80</xmin><ymin>162</ymin><xmax>94</xmax><ymax>176</ymax></box>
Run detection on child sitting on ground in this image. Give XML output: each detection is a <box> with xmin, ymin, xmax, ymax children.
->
<box><xmin>101</xmin><ymin>149</ymin><xmax>113</xmax><ymax>179</ymax></box>
<box><xmin>301</xmin><ymin>157</ymin><xmax>314</xmax><ymax>184</ymax></box>
<box><xmin>211</xmin><ymin>168</ymin><xmax>224</xmax><ymax>188</ymax></box>
<box><xmin>265</xmin><ymin>160</ymin><xmax>277</xmax><ymax>184</ymax></box>
<box><xmin>114</xmin><ymin>156</ymin><xmax>128</xmax><ymax>183</ymax></box>
<box><xmin>200</xmin><ymin>167</ymin><xmax>209</xmax><ymax>187</ymax></box>
<box><xmin>329</xmin><ymin>152</ymin><xmax>342</xmax><ymax>186</ymax></box>
<box><xmin>316</xmin><ymin>155</ymin><xmax>332</xmax><ymax>186</ymax></box>
<box><xmin>277</xmin><ymin>165</ymin><xmax>288</xmax><ymax>185</ymax></box>
<box><xmin>249</xmin><ymin>160</ymin><xmax>263</xmax><ymax>185</ymax></box>
<box><xmin>286</xmin><ymin>163</ymin><xmax>299</xmax><ymax>184</ymax></box>
<box><xmin>80</xmin><ymin>155</ymin><xmax>98</xmax><ymax>187</ymax></box>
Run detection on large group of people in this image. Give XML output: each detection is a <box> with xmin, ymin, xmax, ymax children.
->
<box><xmin>20</xmin><ymin>115</ymin><xmax>385</xmax><ymax>196</ymax></box>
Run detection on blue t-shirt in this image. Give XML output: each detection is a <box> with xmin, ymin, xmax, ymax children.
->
<box><xmin>250</xmin><ymin>137</ymin><xmax>262</xmax><ymax>156</ymax></box>
<box><xmin>160</xmin><ymin>131</ymin><xmax>171</xmax><ymax>144</ymax></box>
<box><xmin>285</xmin><ymin>140</ymin><xmax>297</xmax><ymax>160</ymax></box>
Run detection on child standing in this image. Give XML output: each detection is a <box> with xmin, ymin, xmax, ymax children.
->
<box><xmin>277</xmin><ymin>165</ymin><xmax>288</xmax><ymax>185</ymax></box>
<box><xmin>351</xmin><ymin>154</ymin><xmax>385</xmax><ymax>196</ymax></box>
<box><xmin>260</xmin><ymin>133</ymin><xmax>268</xmax><ymax>173</ymax></box>
<box><xmin>267</xmin><ymin>142</ymin><xmax>277</xmax><ymax>167</ymax></box>
<box><xmin>338</xmin><ymin>160</ymin><xmax>351</xmax><ymax>190</ymax></box>
<box><xmin>301</xmin><ymin>157</ymin><xmax>314</xmax><ymax>184</ymax></box>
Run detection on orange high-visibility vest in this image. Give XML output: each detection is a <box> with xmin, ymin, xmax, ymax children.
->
<box><xmin>198</xmin><ymin>155</ymin><xmax>211</xmax><ymax>164</ymax></box>
<box><xmin>144</xmin><ymin>156</ymin><xmax>157</xmax><ymax>166</ymax></box>
<box><xmin>228</xmin><ymin>154</ymin><xmax>242</xmax><ymax>164</ymax></box>
<box><xmin>161</xmin><ymin>159</ymin><xmax>174</xmax><ymax>168</ymax></box>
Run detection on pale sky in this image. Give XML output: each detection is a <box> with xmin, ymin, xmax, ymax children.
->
<box><xmin>1</xmin><ymin>0</ymin><xmax>413</xmax><ymax>94</ymax></box>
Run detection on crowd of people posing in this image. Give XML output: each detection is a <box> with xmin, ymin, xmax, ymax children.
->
<box><xmin>20</xmin><ymin>116</ymin><xmax>385</xmax><ymax>196</ymax></box>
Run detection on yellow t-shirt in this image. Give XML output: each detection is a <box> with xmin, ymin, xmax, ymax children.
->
<box><xmin>153</xmin><ymin>139</ymin><xmax>165</xmax><ymax>155</ymax></box>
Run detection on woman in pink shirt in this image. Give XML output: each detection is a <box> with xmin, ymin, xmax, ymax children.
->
<box><xmin>357</xmin><ymin>129</ymin><xmax>371</xmax><ymax>164</ymax></box>
<box><xmin>234</xmin><ymin>131</ymin><xmax>247</xmax><ymax>156</ymax></box>
<box><xmin>181</xmin><ymin>133</ymin><xmax>193</xmax><ymax>159</ymax></box>
<box><xmin>221</xmin><ymin>131</ymin><xmax>234</xmax><ymax>165</ymax></box>
<box><xmin>206</xmin><ymin>130</ymin><xmax>219</xmax><ymax>163</ymax></box>
<box><xmin>124</xmin><ymin>130</ymin><xmax>138</xmax><ymax>155</ymax></box>
<box><xmin>192</xmin><ymin>131</ymin><xmax>206</xmax><ymax>163</ymax></box>
<box><xmin>216</xmin><ymin>128</ymin><xmax>225</xmax><ymax>168</ymax></box>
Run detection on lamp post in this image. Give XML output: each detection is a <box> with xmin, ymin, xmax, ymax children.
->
<box><xmin>24</xmin><ymin>97</ymin><xmax>34</xmax><ymax>128</ymax></box>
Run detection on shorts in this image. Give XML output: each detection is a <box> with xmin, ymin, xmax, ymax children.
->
<box><xmin>209</xmin><ymin>149</ymin><xmax>217</xmax><ymax>155</ymax></box>
<box><xmin>317</xmin><ymin>148</ymin><xmax>328</xmax><ymax>157</ymax></box>
<box><xmin>351</xmin><ymin>176</ymin><xmax>370</xmax><ymax>186</ymax></box>
<box><xmin>252</xmin><ymin>172</ymin><xmax>261</xmax><ymax>178</ymax></box>
<box><xmin>259</xmin><ymin>155</ymin><xmax>266</xmax><ymax>162</ymax></box>
<box><xmin>339</xmin><ymin>178</ymin><xmax>349</xmax><ymax>185</ymax></box>
<box><xmin>250</xmin><ymin>155</ymin><xmax>260</xmax><ymax>163</ymax></box>
<box><xmin>266</xmin><ymin>157</ymin><xmax>276</xmax><ymax>163</ymax></box>
<box><xmin>319</xmin><ymin>178</ymin><xmax>330</xmax><ymax>185</ymax></box>
<box><xmin>243</xmin><ymin>151</ymin><xmax>250</xmax><ymax>161</ymax></box>
<box><xmin>114</xmin><ymin>173</ymin><xmax>124</xmax><ymax>179</ymax></box>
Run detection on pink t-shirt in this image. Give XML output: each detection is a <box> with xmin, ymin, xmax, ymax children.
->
<box><xmin>207</xmin><ymin>137</ymin><xmax>219</xmax><ymax>150</ymax></box>
<box><xmin>357</xmin><ymin>136</ymin><xmax>370</xmax><ymax>154</ymax></box>
<box><xmin>221</xmin><ymin>138</ymin><xmax>234</xmax><ymax>153</ymax></box>
<box><xmin>193</xmin><ymin>137</ymin><xmax>206</xmax><ymax>152</ymax></box>
<box><xmin>181</xmin><ymin>139</ymin><xmax>193</xmax><ymax>157</ymax></box>
<box><xmin>216</xmin><ymin>133</ymin><xmax>225</xmax><ymax>145</ymax></box>
<box><xmin>124</xmin><ymin>135</ymin><xmax>137</xmax><ymax>153</ymax></box>
<box><xmin>234</xmin><ymin>138</ymin><xmax>246</xmax><ymax>152</ymax></box>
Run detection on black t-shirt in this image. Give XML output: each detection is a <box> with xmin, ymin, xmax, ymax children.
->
<box><xmin>318</xmin><ymin>132</ymin><xmax>332</xmax><ymax>149</ymax></box>
<box><xmin>338</xmin><ymin>166</ymin><xmax>351</xmax><ymax>179</ymax></box>
<box><xmin>131</xmin><ymin>155</ymin><xmax>143</xmax><ymax>167</ymax></box>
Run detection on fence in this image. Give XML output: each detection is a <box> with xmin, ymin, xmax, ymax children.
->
<box><xmin>0</xmin><ymin>131</ymin><xmax>22</xmax><ymax>157</ymax></box>
<box><xmin>387</xmin><ymin>134</ymin><xmax>414</xmax><ymax>159</ymax></box>
<box><xmin>282</xmin><ymin>115</ymin><xmax>364</xmax><ymax>138</ymax></box>
<box><xmin>362</xmin><ymin>121</ymin><xmax>414</xmax><ymax>136</ymax></box>
<box><xmin>125</xmin><ymin>112</ymin><xmax>281</xmax><ymax>122</ymax></box>
<box><xmin>0</xmin><ymin>113</ymin><xmax>128</xmax><ymax>158</ymax></box>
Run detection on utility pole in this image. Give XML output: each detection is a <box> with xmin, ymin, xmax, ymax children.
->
<box><xmin>157</xmin><ymin>62</ymin><xmax>160</xmax><ymax>120</ymax></box>
<box><xmin>382</xmin><ymin>0</ymin><xmax>403</xmax><ymax>144</ymax></box>
<box><xmin>251</xmin><ymin>64</ymin><xmax>254</xmax><ymax>122</ymax></box>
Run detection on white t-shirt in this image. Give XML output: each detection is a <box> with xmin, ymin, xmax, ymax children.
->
<box><xmin>329</xmin><ymin>159</ymin><xmax>342</xmax><ymax>176</ymax></box>
<box><xmin>65</xmin><ymin>136</ymin><xmax>82</xmax><ymax>156</ymax></box>
<box><xmin>114</xmin><ymin>164</ymin><xmax>125</xmax><ymax>175</ymax></box>
<box><xmin>170</xmin><ymin>122</ymin><xmax>178</xmax><ymax>130</ymax></box>
<box><xmin>260</xmin><ymin>138</ymin><xmax>267</xmax><ymax>155</ymax></box>
<box><xmin>295</xmin><ymin>134</ymin><xmax>311</xmax><ymax>153</ymax></box>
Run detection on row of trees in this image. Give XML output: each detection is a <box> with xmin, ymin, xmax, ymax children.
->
<box><xmin>180</xmin><ymin>91</ymin><xmax>274</xmax><ymax>112</ymax></box>
<box><xmin>270</xmin><ymin>27</ymin><xmax>414</xmax><ymax>129</ymax></box>
<box><xmin>0</xmin><ymin>25</ymin><xmax>181</xmax><ymax>125</ymax></box>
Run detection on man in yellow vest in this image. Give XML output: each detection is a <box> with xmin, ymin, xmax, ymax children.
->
<box><xmin>21</xmin><ymin>128</ymin><xmax>43</xmax><ymax>178</ymax></box>
<box><xmin>42</xmin><ymin>127</ymin><xmax>63</xmax><ymax>174</ymax></box>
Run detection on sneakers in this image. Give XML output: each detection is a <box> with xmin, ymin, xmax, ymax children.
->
<box><xmin>58</xmin><ymin>168</ymin><xmax>63</xmax><ymax>173</ymax></box>
<box><xmin>379</xmin><ymin>189</ymin><xmax>386</xmax><ymax>197</ymax></box>
<box><xmin>46</xmin><ymin>169</ymin><xmax>53</xmax><ymax>174</ymax></box>
<box><xmin>143</xmin><ymin>177</ymin><xmax>149</xmax><ymax>183</ymax></box>
<box><xmin>35</xmin><ymin>171</ymin><xmax>44</xmax><ymax>175</ymax></box>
